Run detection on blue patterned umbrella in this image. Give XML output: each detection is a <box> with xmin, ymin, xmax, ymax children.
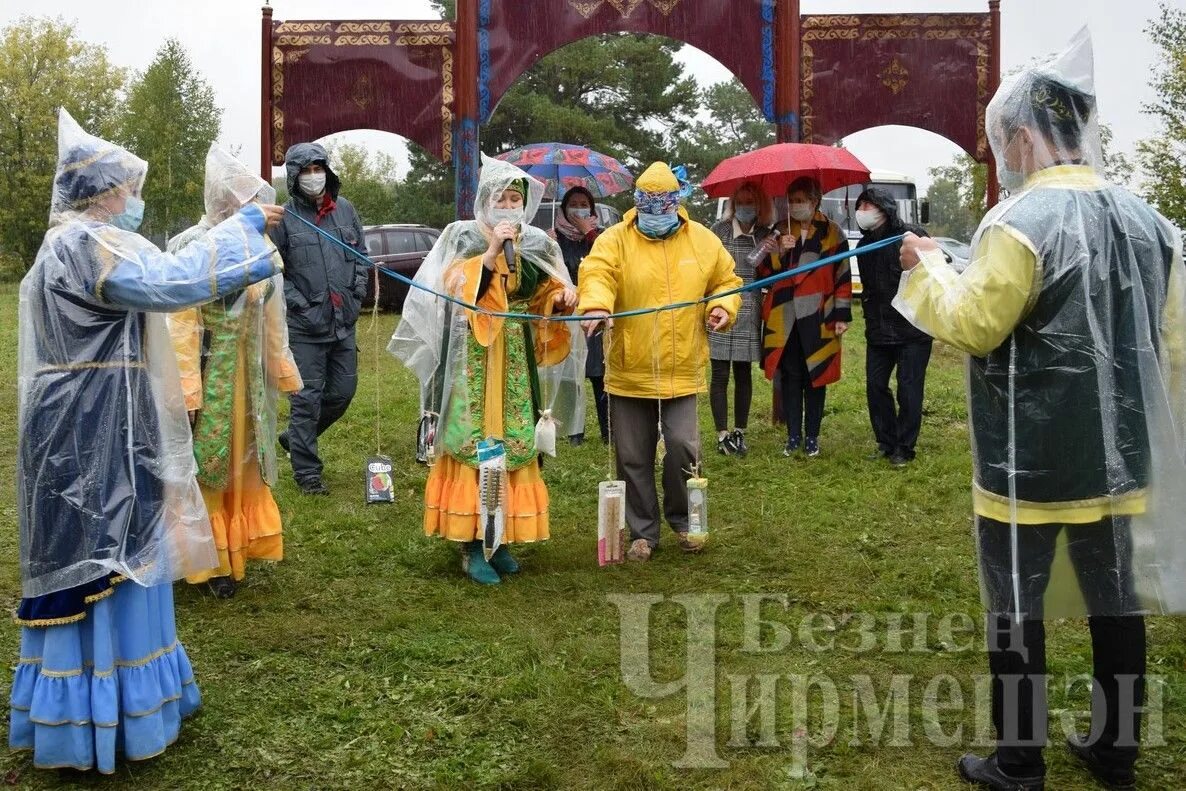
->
<box><xmin>494</xmin><ymin>143</ymin><xmax>634</xmax><ymax>199</ymax></box>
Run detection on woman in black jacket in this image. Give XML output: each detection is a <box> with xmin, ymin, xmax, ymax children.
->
<box><xmin>855</xmin><ymin>187</ymin><xmax>933</xmax><ymax>466</ymax></box>
<box><xmin>554</xmin><ymin>186</ymin><xmax>608</xmax><ymax>443</ymax></box>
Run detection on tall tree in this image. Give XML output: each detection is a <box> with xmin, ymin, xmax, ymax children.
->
<box><xmin>409</xmin><ymin>1</ymin><xmax>701</xmax><ymax>225</ymax></box>
<box><xmin>1136</xmin><ymin>2</ymin><xmax>1186</xmax><ymax>226</ymax></box>
<box><xmin>676</xmin><ymin>78</ymin><xmax>773</xmax><ymax>223</ymax></box>
<box><xmin>926</xmin><ymin>155</ymin><xmax>987</xmax><ymax>242</ymax></box>
<box><xmin>324</xmin><ymin>141</ymin><xmax>401</xmax><ymax>225</ymax></box>
<box><xmin>392</xmin><ymin>146</ymin><xmax>456</xmax><ymax>230</ymax></box>
<box><xmin>0</xmin><ymin>17</ymin><xmax>125</xmax><ymax>275</ymax></box>
<box><xmin>118</xmin><ymin>39</ymin><xmax>220</xmax><ymax>244</ymax></box>
<box><xmin>482</xmin><ymin>33</ymin><xmax>698</xmax><ymax>169</ymax></box>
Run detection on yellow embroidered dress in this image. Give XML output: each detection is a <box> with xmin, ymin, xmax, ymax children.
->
<box><xmin>166</xmin><ymin>147</ymin><xmax>303</xmax><ymax>583</ymax></box>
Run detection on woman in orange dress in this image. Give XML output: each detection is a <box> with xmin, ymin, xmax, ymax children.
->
<box><xmin>168</xmin><ymin>146</ymin><xmax>303</xmax><ymax>598</ymax></box>
<box><xmin>390</xmin><ymin>155</ymin><xmax>580</xmax><ymax>584</ymax></box>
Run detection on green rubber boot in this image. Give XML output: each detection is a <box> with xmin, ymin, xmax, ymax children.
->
<box><xmin>462</xmin><ymin>541</ymin><xmax>501</xmax><ymax>585</ymax></box>
<box><xmin>489</xmin><ymin>545</ymin><xmax>520</xmax><ymax>575</ymax></box>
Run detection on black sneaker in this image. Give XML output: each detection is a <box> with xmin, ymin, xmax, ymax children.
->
<box><xmin>279</xmin><ymin>432</ymin><xmax>290</xmax><ymax>457</ymax></box>
<box><xmin>299</xmin><ymin>477</ymin><xmax>329</xmax><ymax>496</ymax></box>
<box><xmin>569</xmin><ymin>434</ymin><xmax>585</xmax><ymax>447</ymax></box>
<box><xmin>718</xmin><ymin>435</ymin><xmax>734</xmax><ymax>455</ymax></box>
<box><xmin>783</xmin><ymin>437</ymin><xmax>800</xmax><ymax>456</ymax></box>
<box><xmin>1066</xmin><ymin>735</ymin><xmax>1136</xmax><ymax>789</ymax></box>
<box><xmin>957</xmin><ymin>753</ymin><xmax>1044</xmax><ymax>790</ymax></box>
<box><xmin>731</xmin><ymin>430</ymin><xmax>749</xmax><ymax>457</ymax></box>
<box><xmin>889</xmin><ymin>453</ymin><xmax>910</xmax><ymax>467</ymax></box>
<box><xmin>805</xmin><ymin>437</ymin><xmax>820</xmax><ymax>457</ymax></box>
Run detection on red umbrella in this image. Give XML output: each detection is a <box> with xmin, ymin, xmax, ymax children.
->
<box><xmin>701</xmin><ymin>143</ymin><xmax>871</xmax><ymax>199</ymax></box>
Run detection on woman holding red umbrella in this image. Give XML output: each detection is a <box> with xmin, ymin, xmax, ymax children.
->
<box><xmin>757</xmin><ymin>176</ymin><xmax>852</xmax><ymax>458</ymax></box>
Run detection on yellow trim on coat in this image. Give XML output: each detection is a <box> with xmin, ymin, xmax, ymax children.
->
<box><xmin>972</xmin><ymin>481</ymin><xmax>1148</xmax><ymax>525</ymax></box>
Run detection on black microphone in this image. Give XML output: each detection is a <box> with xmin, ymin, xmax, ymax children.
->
<box><xmin>502</xmin><ymin>238</ymin><xmax>516</xmax><ymax>274</ymax></box>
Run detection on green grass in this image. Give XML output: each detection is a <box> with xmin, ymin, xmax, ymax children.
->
<box><xmin>0</xmin><ymin>287</ymin><xmax>1182</xmax><ymax>789</ymax></box>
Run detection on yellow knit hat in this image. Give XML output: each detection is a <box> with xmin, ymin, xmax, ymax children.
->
<box><xmin>635</xmin><ymin>162</ymin><xmax>679</xmax><ymax>193</ymax></box>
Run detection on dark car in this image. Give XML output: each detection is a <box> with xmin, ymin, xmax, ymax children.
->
<box><xmin>362</xmin><ymin>224</ymin><xmax>441</xmax><ymax>312</ymax></box>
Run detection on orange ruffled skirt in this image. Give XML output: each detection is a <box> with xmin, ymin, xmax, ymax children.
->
<box><xmin>186</xmin><ymin>357</ymin><xmax>283</xmax><ymax>584</ymax></box>
<box><xmin>424</xmin><ymin>455</ymin><xmax>549</xmax><ymax>543</ymax></box>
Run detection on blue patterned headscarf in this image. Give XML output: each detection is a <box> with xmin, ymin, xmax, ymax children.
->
<box><xmin>633</xmin><ymin>164</ymin><xmax>694</xmax><ymax>215</ymax></box>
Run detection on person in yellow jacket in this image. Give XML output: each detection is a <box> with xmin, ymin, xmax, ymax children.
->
<box><xmin>578</xmin><ymin>162</ymin><xmax>742</xmax><ymax>561</ymax></box>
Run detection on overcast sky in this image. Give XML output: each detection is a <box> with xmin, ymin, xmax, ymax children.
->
<box><xmin>5</xmin><ymin>0</ymin><xmax>1165</xmax><ymax>195</ymax></box>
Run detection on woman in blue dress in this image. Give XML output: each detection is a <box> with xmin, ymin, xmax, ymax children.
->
<box><xmin>9</xmin><ymin>110</ymin><xmax>285</xmax><ymax>773</ymax></box>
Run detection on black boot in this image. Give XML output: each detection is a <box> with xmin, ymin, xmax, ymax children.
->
<box><xmin>957</xmin><ymin>754</ymin><xmax>1044</xmax><ymax>791</ymax></box>
<box><xmin>1066</xmin><ymin>735</ymin><xmax>1136</xmax><ymax>790</ymax></box>
<box><xmin>208</xmin><ymin>576</ymin><xmax>238</xmax><ymax>599</ymax></box>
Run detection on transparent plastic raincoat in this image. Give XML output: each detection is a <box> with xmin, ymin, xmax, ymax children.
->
<box><xmin>166</xmin><ymin>147</ymin><xmax>302</xmax><ymax>583</ymax></box>
<box><xmin>894</xmin><ymin>30</ymin><xmax>1186</xmax><ymax>619</ymax></box>
<box><xmin>389</xmin><ymin>154</ymin><xmax>584</xmax><ymax>542</ymax></box>
<box><xmin>17</xmin><ymin>111</ymin><xmax>282</xmax><ymax>606</ymax></box>
<box><xmin>167</xmin><ymin>146</ymin><xmax>302</xmax><ymax>490</ymax></box>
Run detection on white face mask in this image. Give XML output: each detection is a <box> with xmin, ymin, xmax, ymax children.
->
<box><xmin>299</xmin><ymin>171</ymin><xmax>326</xmax><ymax>197</ymax></box>
<box><xmin>490</xmin><ymin>208</ymin><xmax>524</xmax><ymax>226</ymax></box>
<box><xmin>855</xmin><ymin>209</ymin><xmax>886</xmax><ymax>231</ymax></box>
<box><xmin>789</xmin><ymin>202</ymin><xmax>814</xmax><ymax>222</ymax></box>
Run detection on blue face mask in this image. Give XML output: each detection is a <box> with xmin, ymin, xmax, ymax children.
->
<box><xmin>637</xmin><ymin>211</ymin><xmax>679</xmax><ymax>239</ymax></box>
<box><xmin>734</xmin><ymin>206</ymin><xmax>757</xmax><ymax>225</ymax></box>
<box><xmin>112</xmin><ymin>196</ymin><xmax>144</xmax><ymax>232</ymax></box>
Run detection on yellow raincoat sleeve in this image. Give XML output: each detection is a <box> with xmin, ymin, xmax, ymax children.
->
<box><xmin>1160</xmin><ymin>229</ymin><xmax>1186</xmax><ymax>445</ymax></box>
<box><xmin>262</xmin><ymin>271</ymin><xmax>303</xmax><ymax>394</ymax></box>
<box><xmin>576</xmin><ymin>230</ymin><xmax>621</xmax><ymax>314</ymax></box>
<box><xmin>529</xmin><ymin>277</ymin><xmax>572</xmax><ymax>367</ymax></box>
<box><xmin>167</xmin><ymin>308</ymin><xmax>204</xmax><ymax>412</ymax></box>
<box><xmin>703</xmin><ymin>235</ymin><xmax>743</xmax><ymax>329</ymax></box>
<box><xmin>893</xmin><ymin>224</ymin><xmax>1039</xmax><ymax>357</ymax></box>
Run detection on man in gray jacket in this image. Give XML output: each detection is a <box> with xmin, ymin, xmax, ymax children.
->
<box><xmin>271</xmin><ymin>143</ymin><xmax>369</xmax><ymax>495</ymax></box>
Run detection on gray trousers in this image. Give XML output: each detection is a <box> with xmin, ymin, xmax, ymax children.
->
<box><xmin>284</xmin><ymin>334</ymin><xmax>358</xmax><ymax>483</ymax></box>
<box><xmin>610</xmin><ymin>394</ymin><xmax>699</xmax><ymax>547</ymax></box>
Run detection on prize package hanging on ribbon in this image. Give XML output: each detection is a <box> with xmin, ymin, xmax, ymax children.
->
<box><xmin>598</xmin><ymin>480</ymin><xmax>627</xmax><ymax>566</ymax></box>
<box><xmin>477</xmin><ymin>438</ymin><xmax>508</xmax><ymax>560</ymax></box>
<box><xmin>686</xmin><ymin>476</ymin><xmax>709</xmax><ymax>550</ymax></box>
<box><xmin>365</xmin><ymin>456</ymin><xmax>395</xmax><ymax>504</ymax></box>
<box><xmin>534</xmin><ymin>408</ymin><xmax>557</xmax><ymax>458</ymax></box>
<box><xmin>416</xmin><ymin>412</ymin><xmax>438</xmax><ymax>465</ymax></box>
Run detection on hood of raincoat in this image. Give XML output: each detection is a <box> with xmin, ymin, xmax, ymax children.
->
<box><xmin>204</xmin><ymin>145</ymin><xmax>276</xmax><ymax>225</ymax></box>
<box><xmin>285</xmin><ymin>142</ymin><xmax>340</xmax><ymax>205</ymax></box>
<box><xmin>855</xmin><ymin>187</ymin><xmax>903</xmax><ymax>233</ymax></box>
<box><xmin>987</xmin><ymin>26</ymin><xmax>1101</xmax><ymax>195</ymax></box>
<box><xmin>474</xmin><ymin>152</ymin><xmax>546</xmax><ymax>227</ymax></box>
<box><xmin>50</xmin><ymin>109</ymin><xmax>147</xmax><ymax>225</ymax></box>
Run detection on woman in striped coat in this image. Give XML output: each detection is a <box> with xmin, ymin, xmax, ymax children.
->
<box><xmin>708</xmin><ymin>182</ymin><xmax>775</xmax><ymax>457</ymax></box>
<box><xmin>757</xmin><ymin>176</ymin><xmax>852</xmax><ymax>458</ymax></box>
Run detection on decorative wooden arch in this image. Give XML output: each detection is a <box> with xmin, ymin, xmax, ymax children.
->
<box><xmin>262</xmin><ymin>0</ymin><xmax>1001</xmax><ymax>218</ymax></box>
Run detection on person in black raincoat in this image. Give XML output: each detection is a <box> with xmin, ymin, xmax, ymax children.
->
<box><xmin>897</xmin><ymin>30</ymin><xmax>1186</xmax><ymax>791</ymax></box>
<box><xmin>854</xmin><ymin>186</ymin><xmax>932</xmax><ymax>466</ymax></box>
<box><xmin>270</xmin><ymin>142</ymin><xmax>369</xmax><ymax>495</ymax></box>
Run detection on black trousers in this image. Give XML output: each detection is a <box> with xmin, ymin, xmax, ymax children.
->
<box><xmin>778</xmin><ymin>329</ymin><xmax>825</xmax><ymax>441</ymax></box>
<box><xmin>285</xmin><ymin>335</ymin><xmax>358</xmax><ymax>483</ymax></box>
<box><xmin>865</xmin><ymin>340</ymin><xmax>932</xmax><ymax>458</ymax></box>
<box><xmin>588</xmin><ymin>375</ymin><xmax>609</xmax><ymax>440</ymax></box>
<box><xmin>709</xmin><ymin>359</ymin><xmax>753</xmax><ymax>432</ymax></box>
<box><xmin>978</xmin><ymin>516</ymin><xmax>1146</xmax><ymax>776</ymax></box>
